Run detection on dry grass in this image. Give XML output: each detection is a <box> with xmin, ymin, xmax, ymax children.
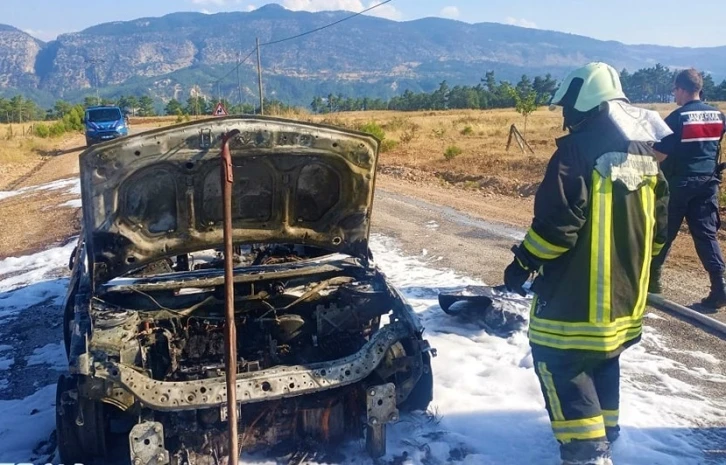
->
<box><xmin>304</xmin><ymin>108</ymin><xmax>567</xmax><ymax>188</ymax></box>
<box><xmin>0</xmin><ymin>126</ymin><xmax>85</xmax><ymax>190</ymax></box>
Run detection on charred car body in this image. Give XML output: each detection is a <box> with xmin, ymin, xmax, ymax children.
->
<box><xmin>57</xmin><ymin>117</ymin><xmax>435</xmax><ymax>465</ymax></box>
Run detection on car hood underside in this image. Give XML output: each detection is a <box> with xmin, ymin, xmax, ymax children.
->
<box><xmin>79</xmin><ymin>116</ymin><xmax>380</xmax><ymax>283</ymax></box>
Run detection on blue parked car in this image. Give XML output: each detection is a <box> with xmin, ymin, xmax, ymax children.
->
<box><xmin>83</xmin><ymin>105</ymin><xmax>129</xmax><ymax>146</ymax></box>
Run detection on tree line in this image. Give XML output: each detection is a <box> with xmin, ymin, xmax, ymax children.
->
<box><xmin>310</xmin><ymin>72</ymin><xmax>558</xmax><ymax>113</ymax></box>
<box><xmin>1</xmin><ymin>63</ymin><xmax>725</xmax><ymax>125</ymax></box>
<box><xmin>309</xmin><ymin>65</ymin><xmax>726</xmax><ymax>114</ymax></box>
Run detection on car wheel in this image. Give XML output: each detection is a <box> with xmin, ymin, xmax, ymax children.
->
<box><xmin>85</xmin><ymin>137</ymin><xmax>94</xmax><ymax>147</ymax></box>
<box><xmin>398</xmin><ymin>351</ymin><xmax>434</xmax><ymax>413</ymax></box>
<box><xmin>56</xmin><ymin>375</ymin><xmax>108</xmax><ymax>463</ymax></box>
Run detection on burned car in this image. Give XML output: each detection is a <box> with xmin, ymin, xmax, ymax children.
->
<box><xmin>57</xmin><ymin>116</ymin><xmax>435</xmax><ymax>465</ymax></box>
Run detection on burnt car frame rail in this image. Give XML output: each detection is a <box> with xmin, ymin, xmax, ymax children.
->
<box><xmin>94</xmin><ymin>322</ymin><xmax>412</xmax><ymax>410</ymax></box>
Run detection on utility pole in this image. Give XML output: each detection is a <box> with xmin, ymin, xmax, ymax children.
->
<box><xmin>85</xmin><ymin>58</ymin><xmax>105</xmax><ymax>105</ymax></box>
<box><xmin>256</xmin><ymin>37</ymin><xmax>264</xmax><ymax>115</ymax></box>
<box><xmin>237</xmin><ymin>50</ymin><xmax>243</xmax><ymax>113</ymax></box>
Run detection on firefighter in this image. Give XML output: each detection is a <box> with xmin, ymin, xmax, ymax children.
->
<box><xmin>503</xmin><ymin>62</ymin><xmax>670</xmax><ymax>465</ymax></box>
<box><xmin>649</xmin><ymin>68</ymin><xmax>726</xmax><ymax>311</ymax></box>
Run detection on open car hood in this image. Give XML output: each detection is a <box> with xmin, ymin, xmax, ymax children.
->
<box><xmin>80</xmin><ymin>116</ymin><xmax>380</xmax><ymax>284</ymax></box>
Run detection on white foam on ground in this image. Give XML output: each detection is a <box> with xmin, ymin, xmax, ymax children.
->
<box><xmin>0</xmin><ymin>357</ymin><xmax>14</xmax><ymax>371</ymax></box>
<box><xmin>26</xmin><ymin>343</ymin><xmax>67</xmax><ymax>371</ymax></box>
<box><xmin>0</xmin><ymin>178</ymin><xmax>80</xmax><ymax>203</ymax></box>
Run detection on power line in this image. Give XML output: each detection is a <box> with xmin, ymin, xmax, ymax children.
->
<box><xmin>214</xmin><ymin>48</ymin><xmax>257</xmax><ymax>86</ymax></box>
<box><xmin>211</xmin><ymin>0</ymin><xmax>395</xmax><ymax>98</ymax></box>
<box><xmin>261</xmin><ymin>0</ymin><xmax>394</xmax><ymax>47</ymax></box>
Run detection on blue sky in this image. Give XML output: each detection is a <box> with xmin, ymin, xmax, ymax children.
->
<box><xmin>2</xmin><ymin>0</ymin><xmax>725</xmax><ymax>47</ymax></box>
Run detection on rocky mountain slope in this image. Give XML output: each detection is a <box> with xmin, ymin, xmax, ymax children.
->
<box><xmin>1</xmin><ymin>4</ymin><xmax>726</xmax><ymax>106</ymax></box>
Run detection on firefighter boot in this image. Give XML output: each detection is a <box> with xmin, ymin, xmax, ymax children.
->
<box><xmin>648</xmin><ymin>264</ymin><xmax>662</xmax><ymax>294</ymax></box>
<box><xmin>700</xmin><ymin>273</ymin><xmax>726</xmax><ymax>311</ymax></box>
<box><xmin>560</xmin><ymin>440</ymin><xmax>612</xmax><ymax>465</ymax></box>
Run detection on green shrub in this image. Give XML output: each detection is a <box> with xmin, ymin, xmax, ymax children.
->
<box><xmin>34</xmin><ymin>123</ymin><xmax>50</xmax><ymax>138</ymax></box>
<box><xmin>460</xmin><ymin>126</ymin><xmax>474</xmax><ymax>136</ymax></box>
<box><xmin>359</xmin><ymin>121</ymin><xmax>386</xmax><ymax>141</ymax></box>
<box><xmin>49</xmin><ymin>121</ymin><xmax>66</xmax><ymax>137</ymax></box>
<box><xmin>444</xmin><ymin>145</ymin><xmax>463</xmax><ymax>161</ymax></box>
<box><xmin>381</xmin><ymin>139</ymin><xmax>398</xmax><ymax>153</ymax></box>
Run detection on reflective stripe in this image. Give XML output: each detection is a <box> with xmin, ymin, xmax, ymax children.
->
<box><xmin>635</xmin><ymin>176</ymin><xmax>657</xmax><ymax>319</ymax></box>
<box><xmin>523</xmin><ymin>228</ymin><xmax>569</xmax><ymax>260</ymax></box>
<box><xmin>589</xmin><ymin>173</ymin><xmax>613</xmax><ymax>324</ymax></box>
<box><xmin>528</xmin><ymin>325</ymin><xmax>642</xmax><ymax>352</ymax></box>
<box><xmin>552</xmin><ymin>416</ymin><xmax>606</xmax><ymax>442</ymax></box>
<box><xmin>537</xmin><ymin>362</ymin><xmax>565</xmax><ymax>421</ymax></box>
<box><xmin>602</xmin><ymin>409</ymin><xmax>619</xmax><ymax>428</ymax></box>
<box><xmin>530</xmin><ymin>315</ymin><xmax>641</xmax><ymax>336</ymax></box>
<box><xmin>652</xmin><ymin>241</ymin><xmax>665</xmax><ymax>256</ymax></box>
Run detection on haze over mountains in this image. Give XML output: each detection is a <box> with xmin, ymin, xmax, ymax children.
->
<box><xmin>1</xmin><ymin>3</ymin><xmax>725</xmax><ymax>106</ymax></box>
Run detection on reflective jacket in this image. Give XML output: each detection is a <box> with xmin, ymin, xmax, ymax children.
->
<box><xmin>524</xmin><ymin>112</ymin><xmax>669</xmax><ymax>357</ymax></box>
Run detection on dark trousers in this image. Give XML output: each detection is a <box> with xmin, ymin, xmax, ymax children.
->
<box><xmin>651</xmin><ymin>176</ymin><xmax>725</xmax><ymax>275</ymax></box>
<box><xmin>532</xmin><ymin>345</ymin><xmax>620</xmax><ymax>463</ymax></box>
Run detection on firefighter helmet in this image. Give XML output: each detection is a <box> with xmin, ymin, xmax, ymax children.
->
<box><xmin>549</xmin><ymin>62</ymin><xmax>629</xmax><ymax>112</ymax></box>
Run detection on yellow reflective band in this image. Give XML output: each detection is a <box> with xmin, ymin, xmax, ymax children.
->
<box><xmin>602</xmin><ymin>409</ymin><xmax>619</xmax><ymax>428</ymax></box>
<box><xmin>589</xmin><ymin>172</ymin><xmax>613</xmax><ymax>324</ymax></box>
<box><xmin>635</xmin><ymin>176</ymin><xmax>657</xmax><ymax>319</ymax></box>
<box><xmin>551</xmin><ymin>416</ymin><xmax>606</xmax><ymax>442</ymax></box>
<box><xmin>528</xmin><ymin>325</ymin><xmax>642</xmax><ymax>352</ymax></box>
<box><xmin>530</xmin><ymin>314</ymin><xmax>642</xmax><ymax>337</ymax></box>
<box><xmin>537</xmin><ymin>362</ymin><xmax>565</xmax><ymax>421</ymax></box>
<box><xmin>652</xmin><ymin>242</ymin><xmax>665</xmax><ymax>256</ymax></box>
<box><xmin>523</xmin><ymin>228</ymin><xmax>569</xmax><ymax>260</ymax></box>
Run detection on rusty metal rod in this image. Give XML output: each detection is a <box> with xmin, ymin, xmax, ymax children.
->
<box><xmin>221</xmin><ymin>129</ymin><xmax>241</xmax><ymax>464</ymax></box>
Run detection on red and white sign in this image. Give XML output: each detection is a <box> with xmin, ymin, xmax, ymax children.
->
<box><xmin>213</xmin><ymin>102</ymin><xmax>228</xmax><ymax>117</ymax></box>
<box><xmin>681</xmin><ymin>110</ymin><xmax>725</xmax><ymax>142</ymax></box>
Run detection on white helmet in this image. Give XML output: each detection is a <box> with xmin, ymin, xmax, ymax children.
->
<box><xmin>549</xmin><ymin>62</ymin><xmax>629</xmax><ymax>112</ymax></box>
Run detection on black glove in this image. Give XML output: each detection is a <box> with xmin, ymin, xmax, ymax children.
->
<box><xmin>504</xmin><ymin>257</ymin><xmax>532</xmax><ymax>297</ymax></box>
<box><xmin>503</xmin><ymin>245</ymin><xmax>539</xmax><ymax>297</ymax></box>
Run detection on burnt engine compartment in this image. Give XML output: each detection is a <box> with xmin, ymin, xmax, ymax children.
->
<box><xmin>133</xmin><ymin>277</ymin><xmax>391</xmax><ymax>382</ymax></box>
<box><xmin>96</xmin><ymin>244</ymin><xmax>396</xmax><ymax>383</ymax></box>
<box><xmin>83</xmin><ymin>245</ymin><xmax>431</xmax><ymax>460</ymax></box>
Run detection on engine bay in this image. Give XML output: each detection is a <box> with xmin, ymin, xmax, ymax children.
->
<box><xmin>91</xmin><ymin>245</ymin><xmax>396</xmax><ymax>383</ymax></box>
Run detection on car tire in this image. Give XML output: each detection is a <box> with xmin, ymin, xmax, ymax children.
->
<box><xmin>56</xmin><ymin>375</ymin><xmax>107</xmax><ymax>463</ymax></box>
<box><xmin>85</xmin><ymin>137</ymin><xmax>93</xmax><ymax>147</ymax></box>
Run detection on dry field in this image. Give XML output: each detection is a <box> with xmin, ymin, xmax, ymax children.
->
<box><xmin>3</xmin><ymin>103</ymin><xmax>720</xmax><ymax>197</ymax></box>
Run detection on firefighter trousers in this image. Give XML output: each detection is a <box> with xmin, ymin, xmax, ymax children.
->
<box><xmin>532</xmin><ymin>344</ymin><xmax>621</xmax><ymax>463</ymax></box>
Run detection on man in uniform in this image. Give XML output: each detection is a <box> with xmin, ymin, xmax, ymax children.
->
<box><xmin>649</xmin><ymin>68</ymin><xmax>726</xmax><ymax>311</ymax></box>
<box><xmin>503</xmin><ymin>62</ymin><xmax>670</xmax><ymax>465</ymax></box>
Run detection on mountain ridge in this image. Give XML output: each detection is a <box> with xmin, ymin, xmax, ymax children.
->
<box><xmin>1</xmin><ymin>5</ymin><xmax>725</xmax><ymax>107</ymax></box>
